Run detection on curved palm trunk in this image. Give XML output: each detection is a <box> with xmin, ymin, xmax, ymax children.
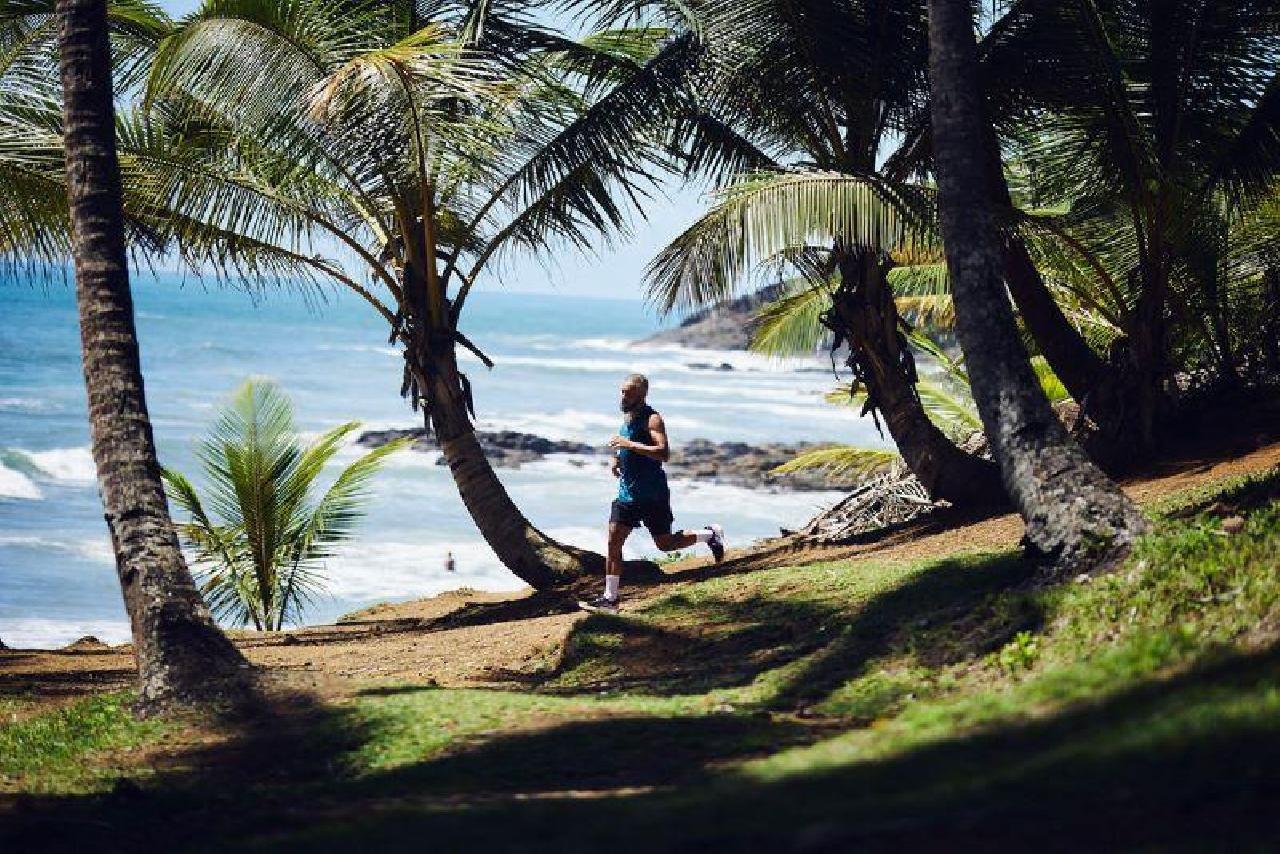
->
<box><xmin>57</xmin><ymin>0</ymin><xmax>249</xmax><ymax>714</ymax></box>
<box><xmin>413</xmin><ymin>331</ymin><xmax>654</xmax><ymax>590</ymax></box>
<box><xmin>927</xmin><ymin>0</ymin><xmax>1147</xmax><ymax>566</ymax></box>
<box><xmin>831</xmin><ymin>252</ymin><xmax>1005</xmax><ymax>507</ymax></box>
<box><xmin>1002</xmin><ymin>236</ymin><xmax>1104</xmax><ymax>401</ymax></box>
<box><xmin>977</xmin><ymin>127</ymin><xmax>1106</xmax><ymax>405</ymax></box>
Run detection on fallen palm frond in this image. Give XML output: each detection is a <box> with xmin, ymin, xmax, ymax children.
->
<box><xmin>790</xmin><ymin>468</ymin><xmax>940</xmax><ymax>545</ymax></box>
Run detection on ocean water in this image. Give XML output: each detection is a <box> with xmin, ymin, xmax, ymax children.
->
<box><xmin>0</xmin><ymin>272</ymin><xmax>888</xmax><ymax>648</ymax></box>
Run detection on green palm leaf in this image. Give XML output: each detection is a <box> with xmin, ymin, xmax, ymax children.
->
<box><xmin>166</xmin><ymin>379</ymin><xmax>403</xmax><ymax>631</ymax></box>
<box><xmin>748</xmin><ymin>279</ymin><xmax>832</xmax><ymax>357</ymax></box>
<box><xmin>772</xmin><ymin>445</ymin><xmax>900</xmax><ymax>479</ymax></box>
<box><xmin>646</xmin><ymin>170</ymin><xmax>935</xmax><ymax>313</ymax></box>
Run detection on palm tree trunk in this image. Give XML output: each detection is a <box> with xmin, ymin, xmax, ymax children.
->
<box><xmin>412</xmin><ymin>329</ymin><xmax>654</xmax><ymax>589</ymax></box>
<box><xmin>1002</xmin><ymin>236</ymin><xmax>1104</xmax><ymax>402</ymax></box>
<box><xmin>831</xmin><ymin>251</ymin><xmax>1005</xmax><ymax>507</ymax></box>
<box><xmin>976</xmin><ymin>130</ymin><xmax>1105</xmax><ymax>405</ymax></box>
<box><xmin>926</xmin><ymin>0</ymin><xmax>1147</xmax><ymax>566</ymax></box>
<box><xmin>57</xmin><ymin>0</ymin><xmax>249</xmax><ymax>714</ymax></box>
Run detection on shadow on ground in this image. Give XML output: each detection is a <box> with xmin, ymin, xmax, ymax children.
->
<box><xmin>5</xmin><ymin>637</ymin><xmax>1275</xmax><ymax>853</ymax></box>
<box><xmin>531</xmin><ymin>552</ymin><xmax>1038</xmax><ymax>707</ymax></box>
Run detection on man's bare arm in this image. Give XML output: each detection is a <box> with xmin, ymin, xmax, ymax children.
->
<box><xmin>607</xmin><ymin>413</ymin><xmax>670</xmax><ymax>462</ymax></box>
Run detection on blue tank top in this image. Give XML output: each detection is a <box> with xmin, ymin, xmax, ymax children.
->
<box><xmin>617</xmin><ymin>405</ymin><xmax>669</xmax><ymax>503</ymax></box>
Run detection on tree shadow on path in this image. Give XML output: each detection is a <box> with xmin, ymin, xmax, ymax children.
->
<box><xmin>529</xmin><ymin>552</ymin><xmax>1037</xmax><ymax>708</ymax></box>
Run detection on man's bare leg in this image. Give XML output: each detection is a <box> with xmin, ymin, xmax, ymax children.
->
<box><xmin>654</xmin><ymin>526</ymin><xmax>726</xmax><ymax>563</ymax></box>
<box><xmin>652</xmin><ymin>532</ymin><xmax>696</xmax><ymax>551</ymax></box>
<box><xmin>604</xmin><ymin>522</ymin><xmax>631</xmax><ymax>601</ymax></box>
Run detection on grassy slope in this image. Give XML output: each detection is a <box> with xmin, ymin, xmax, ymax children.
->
<box><xmin>3</xmin><ymin>467</ymin><xmax>1278</xmax><ymax>851</ymax></box>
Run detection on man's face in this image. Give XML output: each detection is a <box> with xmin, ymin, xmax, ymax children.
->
<box><xmin>619</xmin><ymin>381</ymin><xmax>645</xmax><ymax>413</ymax></box>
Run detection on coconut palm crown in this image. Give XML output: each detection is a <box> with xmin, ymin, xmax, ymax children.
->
<box><xmin>135</xmin><ymin>0</ymin><xmax>691</xmax><ymax>587</ymax></box>
<box><xmin>163</xmin><ymin>380</ymin><xmax>408</xmax><ymax>631</ymax></box>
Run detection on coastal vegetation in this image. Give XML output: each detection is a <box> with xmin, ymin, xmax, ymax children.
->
<box><xmin>3</xmin><ymin>455</ymin><xmax>1278</xmax><ymax>848</ymax></box>
<box><xmin>0</xmin><ymin>0</ymin><xmax>1277</xmax><ymax>846</ymax></box>
<box><xmin>133</xmin><ymin>0</ymin><xmax>683</xmax><ymax>589</ymax></box>
<box><xmin>163</xmin><ymin>380</ymin><xmax>408</xmax><ymax>631</ymax></box>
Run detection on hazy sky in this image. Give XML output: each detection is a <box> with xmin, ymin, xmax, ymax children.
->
<box><xmin>152</xmin><ymin>0</ymin><xmax>710</xmax><ymax>304</ymax></box>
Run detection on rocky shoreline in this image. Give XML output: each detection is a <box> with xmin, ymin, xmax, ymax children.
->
<box><xmin>637</xmin><ymin>284</ymin><xmax>784</xmax><ymax>350</ymax></box>
<box><xmin>357</xmin><ymin>427</ymin><xmax>859</xmax><ymax>492</ymax></box>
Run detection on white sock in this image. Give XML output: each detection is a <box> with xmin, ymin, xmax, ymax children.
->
<box><xmin>694</xmin><ymin>528</ymin><xmax>713</xmax><ymax>543</ymax></box>
<box><xmin>604</xmin><ymin>575</ymin><xmax>620</xmax><ymax>601</ymax></box>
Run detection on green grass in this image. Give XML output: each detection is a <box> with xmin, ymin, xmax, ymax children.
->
<box><xmin>0</xmin><ymin>692</ymin><xmax>170</xmax><ymax>794</ymax></box>
<box><xmin>4</xmin><ymin>466</ymin><xmax>1278</xmax><ymax>851</ymax></box>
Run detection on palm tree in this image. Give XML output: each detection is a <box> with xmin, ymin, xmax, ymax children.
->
<box><xmin>776</xmin><ymin>336</ymin><xmax>1071</xmax><ymax>482</ymax></box>
<box><xmin>54</xmin><ymin>0</ymin><xmax>249</xmax><ymax>714</ymax></box>
<box><xmin>991</xmin><ymin>0</ymin><xmax>1280</xmax><ymax>456</ymax></box>
<box><xmin>164</xmin><ymin>380</ymin><xmax>409</xmax><ymax>631</ymax></box>
<box><xmin>619</xmin><ymin>0</ymin><xmax>1005</xmax><ymax>507</ymax></box>
<box><xmin>1</xmin><ymin>0</ymin><xmax>172</xmax><ymax>260</ymax></box>
<box><xmin>926</xmin><ymin>0</ymin><xmax>1147</xmax><ymax>566</ymax></box>
<box><xmin>136</xmin><ymin>0</ymin><xmax>685</xmax><ymax>588</ymax></box>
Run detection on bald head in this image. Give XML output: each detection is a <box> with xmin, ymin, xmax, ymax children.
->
<box><xmin>620</xmin><ymin>373</ymin><xmax>649</xmax><ymax>413</ymax></box>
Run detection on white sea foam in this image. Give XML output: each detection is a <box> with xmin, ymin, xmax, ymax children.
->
<box><xmin>0</xmin><ymin>617</ymin><xmax>132</xmax><ymax>649</ymax></box>
<box><xmin>478</xmin><ymin>409</ymin><xmax>706</xmax><ymax>443</ymax></box>
<box><xmin>668</xmin><ymin>479</ymin><xmax>845</xmax><ymax>527</ymax></box>
<box><xmin>517</xmin><ymin>454</ymin><xmax>614</xmax><ymax>478</ymax></box>
<box><xmin>541</xmin><ymin>525</ymin><xmax>650</xmax><ymax>560</ymax></box>
<box><xmin>321</xmin><ymin>539</ymin><xmax>526</xmax><ymax>600</ymax></box>
<box><xmin>316</xmin><ymin>343</ymin><xmax>399</xmax><ymax>358</ymax></box>
<box><xmin>535</xmin><ymin>337</ymin><xmax>635</xmax><ymax>352</ymax></box>
<box><xmin>650</xmin><ymin>378</ymin><xmax>825</xmax><ymax>402</ymax></box>
<box><xmin>0</xmin><ymin>397</ymin><xmax>46</xmax><ymax>411</ymax></box>
<box><xmin>25</xmin><ymin>447</ymin><xmax>97</xmax><ymax>484</ymax></box>
<box><xmin>0</xmin><ymin>465</ymin><xmax>42</xmax><ymax>500</ymax></box>
<box><xmin>0</xmin><ymin>534</ymin><xmax>115</xmax><ymax>563</ymax></box>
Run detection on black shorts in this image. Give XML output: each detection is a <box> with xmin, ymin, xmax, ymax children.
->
<box><xmin>610</xmin><ymin>498</ymin><xmax>674</xmax><ymax>536</ymax></box>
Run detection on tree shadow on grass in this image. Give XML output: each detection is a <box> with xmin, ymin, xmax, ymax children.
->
<box><xmin>226</xmin><ymin>641</ymin><xmax>1280</xmax><ymax>853</ymax></box>
<box><xmin>4</xmin><ymin>640</ymin><xmax>1277</xmax><ymax>853</ymax></box>
<box><xmin>531</xmin><ymin>552</ymin><xmax>1038</xmax><ymax>709</ymax></box>
<box><xmin>0</xmin><ymin>680</ymin><xmax>374</xmax><ymax>854</ymax></box>
<box><xmin>351</xmin><ymin>714</ymin><xmax>835</xmax><ymax>799</ymax></box>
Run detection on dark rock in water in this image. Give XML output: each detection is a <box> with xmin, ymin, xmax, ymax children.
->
<box><xmin>667</xmin><ymin>439</ymin><xmax>858</xmax><ymax>491</ymax></box>
<box><xmin>686</xmin><ymin>361</ymin><xmax>736</xmax><ymax>371</ymax></box>
<box><xmin>359</xmin><ymin>426</ymin><xmax>863</xmax><ymax>490</ymax></box>
<box><xmin>359</xmin><ymin>427</ymin><xmax>595</xmax><ymax>470</ymax></box>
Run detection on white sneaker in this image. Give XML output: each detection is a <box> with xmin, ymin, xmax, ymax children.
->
<box><xmin>706</xmin><ymin>524</ymin><xmax>726</xmax><ymax>563</ymax></box>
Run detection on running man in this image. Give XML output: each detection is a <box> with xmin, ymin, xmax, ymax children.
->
<box><xmin>579</xmin><ymin>374</ymin><xmax>725</xmax><ymax>614</ymax></box>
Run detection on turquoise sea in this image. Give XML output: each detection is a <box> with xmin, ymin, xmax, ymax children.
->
<box><xmin>0</xmin><ymin>272</ymin><xmax>886</xmax><ymax>647</ymax></box>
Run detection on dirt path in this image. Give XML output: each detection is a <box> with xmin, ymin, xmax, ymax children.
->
<box><xmin>4</xmin><ymin>440</ymin><xmax>1278</xmax><ymax>705</ymax></box>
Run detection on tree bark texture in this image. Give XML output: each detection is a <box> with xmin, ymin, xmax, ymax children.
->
<box><xmin>58</xmin><ymin>0</ymin><xmax>249</xmax><ymax>714</ymax></box>
<box><xmin>413</xmin><ymin>329</ymin><xmax>657</xmax><ymax>589</ymax></box>
<box><xmin>829</xmin><ymin>252</ymin><xmax>1005</xmax><ymax>507</ymax></box>
<box><xmin>977</xmin><ymin>127</ymin><xmax>1106</xmax><ymax>406</ymax></box>
<box><xmin>1002</xmin><ymin>235</ymin><xmax>1105</xmax><ymax>402</ymax></box>
<box><xmin>926</xmin><ymin>0</ymin><xmax>1147</xmax><ymax>566</ymax></box>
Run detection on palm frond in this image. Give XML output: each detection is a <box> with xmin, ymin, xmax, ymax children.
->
<box><xmin>1030</xmin><ymin>355</ymin><xmax>1070</xmax><ymax>404</ymax></box>
<box><xmin>772</xmin><ymin>445</ymin><xmax>900</xmax><ymax>478</ymax></box>
<box><xmin>748</xmin><ymin>279</ymin><xmax>832</xmax><ymax>357</ymax></box>
<box><xmin>293</xmin><ymin>435</ymin><xmax>411</xmax><ymax>563</ymax></box>
<box><xmin>916</xmin><ymin>381</ymin><xmax>981</xmax><ymax>438</ymax></box>
<box><xmin>646</xmin><ymin>170</ymin><xmax>934</xmax><ymax>313</ymax></box>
